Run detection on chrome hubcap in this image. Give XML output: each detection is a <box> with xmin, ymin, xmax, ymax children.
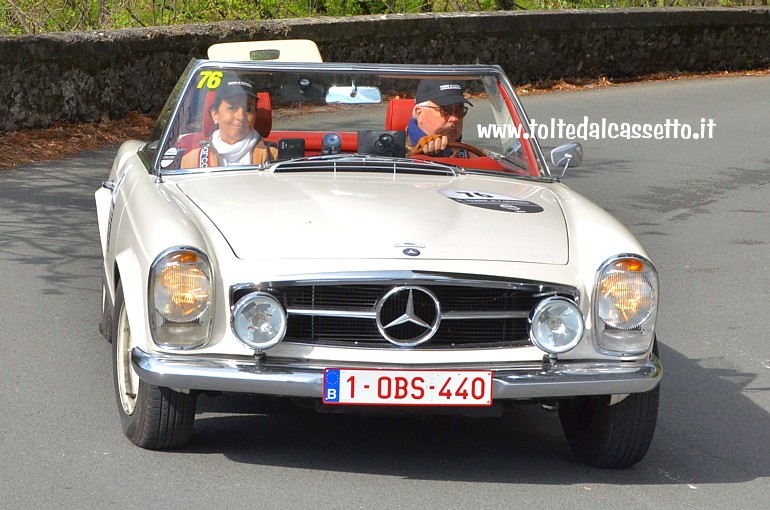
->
<box><xmin>116</xmin><ymin>304</ymin><xmax>138</xmax><ymax>415</ymax></box>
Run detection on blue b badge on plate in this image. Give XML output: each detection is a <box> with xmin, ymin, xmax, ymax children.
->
<box><xmin>323</xmin><ymin>369</ymin><xmax>341</xmax><ymax>403</ymax></box>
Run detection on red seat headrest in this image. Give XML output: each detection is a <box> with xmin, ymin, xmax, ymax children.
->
<box><xmin>385</xmin><ymin>98</ymin><xmax>415</xmax><ymax>131</ymax></box>
<box><xmin>254</xmin><ymin>92</ymin><xmax>272</xmax><ymax>138</ymax></box>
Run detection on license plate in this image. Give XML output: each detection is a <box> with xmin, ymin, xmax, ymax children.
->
<box><xmin>323</xmin><ymin>368</ymin><xmax>493</xmax><ymax>406</ymax></box>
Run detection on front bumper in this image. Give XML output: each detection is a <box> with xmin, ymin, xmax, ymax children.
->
<box><xmin>132</xmin><ymin>347</ymin><xmax>661</xmax><ymax>399</ymax></box>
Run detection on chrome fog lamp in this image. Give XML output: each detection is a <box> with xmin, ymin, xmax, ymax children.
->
<box><xmin>595</xmin><ymin>256</ymin><xmax>658</xmax><ymax>355</ymax></box>
<box><xmin>529</xmin><ymin>297</ymin><xmax>584</xmax><ymax>355</ymax></box>
<box><xmin>232</xmin><ymin>292</ymin><xmax>287</xmax><ymax>350</ymax></box>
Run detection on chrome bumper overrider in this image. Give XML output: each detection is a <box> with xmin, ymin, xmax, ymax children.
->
<box><xmin>131</xmin><ymin>347</ymin><xmax>662</xmax><ymax>399</ymax></box>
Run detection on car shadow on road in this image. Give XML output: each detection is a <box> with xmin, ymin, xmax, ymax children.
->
<box><xmin>187</xmin><ymin>342</ymin><xmax>770</xmax><ymax>485</ymax></box>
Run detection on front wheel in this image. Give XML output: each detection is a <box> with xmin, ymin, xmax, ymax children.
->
<box><xmin>558</xmin><ymin>384</ymin><xmax>659</xmax><ymax>468</ymax></box>
<box><xmin>112</xmin><ymin>281</ymin><xmax>197</xmax><ymax>449</ymax></box>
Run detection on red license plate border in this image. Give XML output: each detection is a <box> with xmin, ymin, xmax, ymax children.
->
<box><xmin>322</xmin><ymin>367</ymin><xmax>494</xmax><ymax>407</ymax></box>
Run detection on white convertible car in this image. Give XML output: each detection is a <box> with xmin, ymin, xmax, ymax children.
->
<box><xmin>95</xmin><ymin>41</ymin><xmax>661</xmax><ymax>468</ymax></box>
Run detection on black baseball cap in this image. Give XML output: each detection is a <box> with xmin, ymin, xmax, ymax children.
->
<box><xmin>214</xmin><ymin>73</ymin><xmax>257</xmax><ymax>100</ymax></box>
<box><xmin>415</xmin><ymin>80</ymin><xmax>473</xmax><ymax>107</ymax></box>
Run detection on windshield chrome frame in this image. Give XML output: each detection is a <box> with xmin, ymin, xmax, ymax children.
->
<box><xmin>152</xmin><ymin>60</ymin><xmax>549</xmax><ymax>179</ymax></box>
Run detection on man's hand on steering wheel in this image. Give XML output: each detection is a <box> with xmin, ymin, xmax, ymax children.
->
<box><xmin>410</xmin><ymin>134</ymin><xmax>487</xmax><ymax>158</ymax></box>
<box><xmin>412</xmin><ymin>134</ymin><xmax>449</xmax><ymax>156</ymax></box>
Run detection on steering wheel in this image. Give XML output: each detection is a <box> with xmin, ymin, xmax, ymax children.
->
<box><xmin>409</xmin><ymin>135</ymin><xmax>487</xmax><ymax>158</ymax></box>
<box><xmin>444</xmin><ymin>141</ymin><xmax>488</xmax><ymax>158</ymax></box>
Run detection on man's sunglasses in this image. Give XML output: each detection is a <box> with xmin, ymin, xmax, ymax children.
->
<box><xmin>420</xmin><ymin>104</ymin><xmax>469</xmax><ymax>119</ymax></box>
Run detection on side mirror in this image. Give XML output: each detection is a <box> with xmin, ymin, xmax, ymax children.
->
<box><xmin>550</xmin><ymin>142</ymin><xmax>583</xmax><ymax>177</ymax></box>
<box><xmin>161</xmin><ymin>147</ymin><xmax>179</xmax><ymax>169</ymax></box>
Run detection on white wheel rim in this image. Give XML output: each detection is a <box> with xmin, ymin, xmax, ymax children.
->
<box><xmin>116</xmin><ymin>303</ymin><xmax>138</xmax><ymax>416</ymax></box>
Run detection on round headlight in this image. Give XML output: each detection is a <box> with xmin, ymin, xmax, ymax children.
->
<box><xmin>232</xmin><ymin>292</ymin><xmax>287</xmax><ymax>350</ymax></box>
<box><xmin>597</xmin><ymin>258</ymin><xmax>656</xmax><ymax>330</ymax></box>
<box><xmin>150</xmin><ymin>248</ymin><xmax>214</xmax><ymax>348</ymax></box>
<box><xmin>594</xmin><ymin>256</ymin><xmax>658</xmax><ymax>355</ymax></box>
<box><xmin>529</xmin><ymin>297</ymin><xmax>584</xmax><ymax>355</ymax></box>
<box><xmin>154</xmin><ymin>259</ymin><xmax>211</xmax><ymax>323</ymax></box>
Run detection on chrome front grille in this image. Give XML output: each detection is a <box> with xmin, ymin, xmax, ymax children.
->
<box><xmin>286</xmin><ymin>315</ymin><xmax>528</xmax><ymax>348</ymax></box>
<box><xmin>231</xmin><ymin>272</ymin><xmax>578</xmax><ymax>350</ymax></box>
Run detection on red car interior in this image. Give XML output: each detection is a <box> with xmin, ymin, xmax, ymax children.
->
<box><xmin>175</xmin><ymin>92</ymin><xmax>523</xmax><ymax>173</ymax></box>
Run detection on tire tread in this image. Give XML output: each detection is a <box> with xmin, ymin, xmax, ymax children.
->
<box><xmin>559</xmin><ymin>385</ymin><xmax>659</xmax><ymax>468</ymax></box>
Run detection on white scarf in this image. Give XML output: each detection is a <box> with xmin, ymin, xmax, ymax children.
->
<box><xmin>211</xmin><ymin>128</ymin><xmax>260</xmax><ymax>165</ymax></box>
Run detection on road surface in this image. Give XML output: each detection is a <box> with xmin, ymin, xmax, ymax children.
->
<box><xmin>1</xmin><ymin>74</ymin><xmax>769</xmax><ymax>509</ymax></box>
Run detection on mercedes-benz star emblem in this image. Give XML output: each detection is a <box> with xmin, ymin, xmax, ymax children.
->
<box><xmin>375</xmin><ymin>286</ymin><xmax>441</xmax><ymax>347</ymax></box>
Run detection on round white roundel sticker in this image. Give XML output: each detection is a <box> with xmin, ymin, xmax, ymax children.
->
<box><xmin>439</xmin><ymin>189</ymin><xmax>544</xmax><ymax>213</ymax></box>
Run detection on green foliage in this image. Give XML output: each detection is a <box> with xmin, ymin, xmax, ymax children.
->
<box><xmin>1</xmin><ymin>0</ymin><xmax>765</xmax><ymax>35</ymax></box>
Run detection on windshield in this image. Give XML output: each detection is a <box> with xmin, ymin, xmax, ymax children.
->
<box><xmin>147</xmin><ymin>62</ymin><xmax>544</xmax><ymax>177</ymax></box>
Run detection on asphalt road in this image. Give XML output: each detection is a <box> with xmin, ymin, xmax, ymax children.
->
<box><xmin>1</xmin><ymin>75</ymin><xmax>769</xmax><ymax>509</ymax></box>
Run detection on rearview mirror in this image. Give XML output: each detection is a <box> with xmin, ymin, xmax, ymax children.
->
<box><xmin>326</xmin><ymin>86</ymin><xmax>382</xmax><ymax>104</ymax></box>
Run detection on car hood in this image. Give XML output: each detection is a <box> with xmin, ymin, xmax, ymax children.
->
<box><xmin>176</xmin><ymin>171</ymin><xmax>568</xmax><ymax>264</ymax></box>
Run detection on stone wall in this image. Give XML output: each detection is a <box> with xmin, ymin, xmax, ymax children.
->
<box><xmin>1</xmin><ymin>8</ymin><xmax>769</xmax><ymax>132</ymax></box>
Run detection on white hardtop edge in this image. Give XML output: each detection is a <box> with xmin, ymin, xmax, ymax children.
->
<box><xmin>207</xmin><ymin>39</ymin><xmax>323</xmax><ymax>62</ymax></box>
<box><xmin>203</xmin><ymin>41</ymin><xmax>507</xmax><ymax>76</ymax></box>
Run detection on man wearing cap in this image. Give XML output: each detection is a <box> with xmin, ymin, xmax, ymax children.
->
<box><xmin>407</xmin><ymin>80</ymin><xmax>473</xmax><ymax>157</ymax></box>
<box><xmin>181</xmin><ymin>74</ymin><xmax>277</xmax><ymax>168</ymax></box>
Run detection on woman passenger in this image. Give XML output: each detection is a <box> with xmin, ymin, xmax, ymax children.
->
<box><xmin>181</xmin><ymin>74</ymin><xmax>277</xmax><ymax>168</ymax></box>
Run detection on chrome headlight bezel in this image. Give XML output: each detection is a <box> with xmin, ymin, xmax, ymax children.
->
<box><xmin>231</xmin><ymin>292</ymin><xmax>287</xmax><ymax>351</ymax></box>
<box><xmin>593</xmin><ymin>255</ymin><xmax>658</xmax><ymax>356</ymax></box>
<box><xmin>529</xmin><ymin>296</ymin><xmax>584</xmax><ymax>355</ymax></box>
<box><xmin>149</xmin><ymin>247</ymin><xmax>214</xmax><ymax>349</ymax></box>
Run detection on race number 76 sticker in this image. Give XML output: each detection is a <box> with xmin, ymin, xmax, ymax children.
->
<box><xmin>197</xmin><ymin>70</ymin><xmax>223</xmax><ymax>89</ymax></box>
